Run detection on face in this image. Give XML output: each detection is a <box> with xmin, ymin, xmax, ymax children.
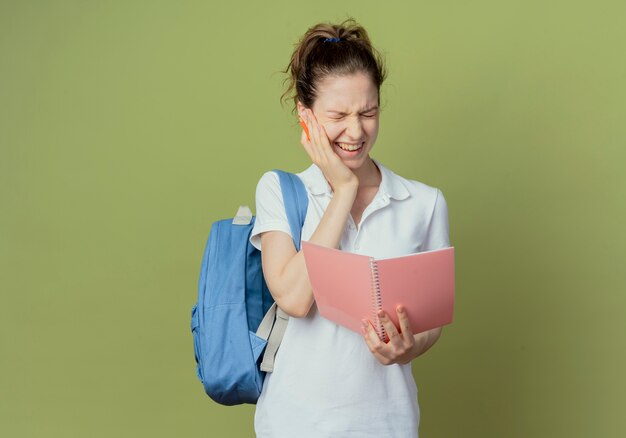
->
<box><xmin>297</xmin><ymin>73</ymin><xmax>380</xmax><ymax>170</ymax></box>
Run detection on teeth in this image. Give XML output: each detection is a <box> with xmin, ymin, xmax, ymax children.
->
<box><xmin>336</xmin><ymin>142</ymin><xmax>363</xmax><ymax>151</ymax></box>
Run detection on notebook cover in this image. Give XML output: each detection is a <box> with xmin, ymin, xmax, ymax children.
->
<box><xmin>375</xmin><ymin>247</ymin><xmax>455</xmax><ymax>335</ymax></box>
<box><xmin>301</xmin><ymin>241</ymin><xmax>455</xmax><ymax>339</ymax></box>
<box><xmin>301</xmin><ymin>241</ymin><xmax>374</xmax><ymax>335</ymax></box>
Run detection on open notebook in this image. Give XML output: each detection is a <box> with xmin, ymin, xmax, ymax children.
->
<box><xmin>301</xmin><ymin>240</ymin><xmax>455</xmax><ymax>342</ymax></box>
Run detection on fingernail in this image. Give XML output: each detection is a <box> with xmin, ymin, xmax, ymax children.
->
<box><xmin>361</xmin><ymin>319</ymin><xmax>368</xmax><ymax>329</ymax></box>
<box><xmin>377</xmin><ymin>310</ymin><xmax>385</xmax><ymax>318</ymax></box>
<box><xmin>397</xmin><ymin>305</ymin><xmax>405</xmax><ymax>314</ymax></box>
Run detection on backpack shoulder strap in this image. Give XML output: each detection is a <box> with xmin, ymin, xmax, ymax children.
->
<box><xmin>257</xmin><ymin>302</ymin><xmax>288</xmax><ymax>372</ymax></box>
<box><xmin>271</xmin><ymin>169</ymin><xmax>308</xmax><ymax>252</ymax></box>
<box><xmin>257</xmin><ymin>170</ymin><xmax>308</xmax><ymax>373</ymax></box>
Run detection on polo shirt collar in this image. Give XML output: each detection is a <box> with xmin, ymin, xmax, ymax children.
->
<box><xmin>304</xmin><ymin>158</ymin><xmax>410</xmax><ymax>201</ymax></box>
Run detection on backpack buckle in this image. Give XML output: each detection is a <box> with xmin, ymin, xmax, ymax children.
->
<box><xmin>232</xmin><ymin>206</ymin><xmax>253</xmax><ymax>225</ymax></box>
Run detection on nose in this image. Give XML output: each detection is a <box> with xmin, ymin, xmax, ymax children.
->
<box><xmin>344</xmin><ymin>116</ymin><xmax>364</xmax><ymax>140</ymax></box>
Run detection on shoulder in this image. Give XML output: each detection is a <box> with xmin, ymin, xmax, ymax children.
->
<box><xmin>402</xmin><ymin>175</ymin><xmax>441</xmax><ymax>199</ymax></box>
<box><xmin>254</xmin><ymin>171</ymin><xmax>283</xmax><ymax>200</ymax></box>
<box><xmin>404</xmin><ymin>177</ymin><xmax>447</xmax><ymax>223</ymax></box>
<box><xmin>378</xmin><ymin>161</ymin><xmax>443</xmax><ymax>210</ymax></box>
<box><xmin>255</xmin><ymin>170</ymin><xmax>280</xmax><ymax>189</ymax></box>
<box><xmin>394</xmin><ymin>171</ymin><xmax>450</xmax><ymax>248</ymax></box>
<box><xmin>255</xmin><ymin>165</ymin><xmax>316</xmax><ymax>198</ymax></box>
<box><xmin>403</xmin><ymin>177</ymin><xmax>445</xmax><ymax>211</ymax></box>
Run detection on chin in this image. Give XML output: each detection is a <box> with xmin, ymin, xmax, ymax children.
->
<box><xmin>342</xmin><ymin>154</ymin><xmax>371</xmax><ymax>168</ymax></box>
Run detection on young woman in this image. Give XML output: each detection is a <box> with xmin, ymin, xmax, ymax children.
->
<box><xmin>249</xmin><ymin>18</ymin><xmax>450</xmax><ymax>438</ymax></box>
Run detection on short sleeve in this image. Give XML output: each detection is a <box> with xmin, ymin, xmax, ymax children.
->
<box><xmin>422</xmin><ymin>188</ymin><xmax>451</xmax><ymax>251</ymax></box>
<box><xmin>249</xmin><ymin>171</ymin><xmax>293</xmax><ymax>251</ymax></box>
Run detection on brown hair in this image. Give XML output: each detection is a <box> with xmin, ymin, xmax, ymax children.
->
<box><xmin>280</xmin><ymin>17</ymin><xmax>388</xmax><ymax>117</ymax></box>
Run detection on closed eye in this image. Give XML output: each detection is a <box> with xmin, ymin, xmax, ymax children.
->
<box><xmin>330</xmin><ymin>113</ymin><xmax>377</xmax><ymax>120</ymax></box>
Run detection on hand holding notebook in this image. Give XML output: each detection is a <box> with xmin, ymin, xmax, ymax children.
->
<box><xmin>301</xmin><ymin>241</ymin><xmax>455</xmax><ymax>342</ymax></box>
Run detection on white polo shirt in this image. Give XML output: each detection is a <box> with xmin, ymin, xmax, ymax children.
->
<box><xmin>249</xmin><ymin>158</ymin><xmax>450</xmax><ymax>438</ymax></box>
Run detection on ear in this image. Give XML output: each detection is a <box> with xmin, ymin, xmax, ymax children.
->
<box><xmin>296</xmin><ymin>101</ymin><xmax>306</xmax><ymax>119</ymax></box>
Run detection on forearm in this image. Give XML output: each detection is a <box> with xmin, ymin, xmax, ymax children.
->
<box><xmin>410</xmin><ymin>327</ymin><xmax>443</xmax><ymax>359</ymax></box>
<box><xmin>275</xmin><ymin>186</ymin><xmax>357</xmax><ymax>317</ymax></box>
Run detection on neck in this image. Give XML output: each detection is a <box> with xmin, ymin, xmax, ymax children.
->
<box><xmin>351</xmin><ymin>156</ymin><xmax>381</xmax><ymax>188</ymax></box>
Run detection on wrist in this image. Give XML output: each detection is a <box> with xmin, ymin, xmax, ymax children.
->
<box><xmin>333</xmin><ymin>185</ymin><xmax>358</xmax><ymax>202</ymax></box>
<box><xmin>410</xmin><ymin>331</ymin><xmax>431</xmax><ymax>359</ymax></box>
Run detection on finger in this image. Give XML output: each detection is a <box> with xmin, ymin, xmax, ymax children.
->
<box><xmin>299</xmin><ymin>128</ymin><xmax>314</xmax><ymax>160</ymax></box>
<box><xmin>361</xmin><ymin>320</ymin><xmax>392</xmax><ymax>365</ymax></box>
<box><xmin>377</xmin><ymin>310</ymin><xmax>403</xmax><ymax>348</ymax></box>
<box><xmin>299</xmin><ymin>118</ymin><xmax>311</xmax><ymax>141</ymax></box>
<box><xmin>306</xmin><ymin>110</ymin><xmax>338</xmax><ymax>167</ymax></box>
<box><xmin>362</xmin><ymin>319</ymin><xmax>386</xmax><ymax>351</ymax></box>
<box><xmin>301</xmin><ymin>111</ymin><xmax>319</xmax><ymax>155</ymax></box>
<box><xmin>317</xmin><ymin>122</ymin><xmax>339</xmax><ymax>162</ymax></box>
<box><xmin>309</xmin><ymin>110</ymin><xmax>332</xmax><ymax>149</ymax></box>
<box><xmin>299</xmin><ymin>117</ymin><xmax>319</xmax><ymax>163</ymax></box>
<box><xmin>364</xmin><ymin>341</ymin><xmax>390</xmax><ymax>365</ymax></box>
<box><xmin>306</xmin><ymin>109</ymin><xmax>325</xmax><ymax>154</ymax></box>
<box><xmin>396</xmin><ymin>305</ymin><xmax>414</xmax><ymax>341</ymax></box>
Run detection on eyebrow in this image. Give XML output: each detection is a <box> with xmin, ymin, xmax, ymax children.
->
<box><xmin>326</xmin><ymin>105</ymin><xmax>379</xmax><ymax>115</ymax></box>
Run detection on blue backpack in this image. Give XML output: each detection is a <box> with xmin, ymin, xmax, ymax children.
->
<box><xmin>190</xmin><ymin>170</ymin><xmax>309</xmax><ymax>405</ymax></box>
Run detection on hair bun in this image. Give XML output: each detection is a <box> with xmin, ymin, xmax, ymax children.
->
<box><xmin>280</xmin><ymin>17</ymin><xmax>387</xmax><ymax>116</ymax></box>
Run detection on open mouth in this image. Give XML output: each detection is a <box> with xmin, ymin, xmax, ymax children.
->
<box><xmin>335</xmin><ymin>142</ymin><xmax>364</xmax><ymax>153</ymax></box>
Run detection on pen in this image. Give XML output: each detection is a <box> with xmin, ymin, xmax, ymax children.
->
<box><xmin>299</xmin><ymin>118</ymin><xmax>311</xmax><ymax>141</ymax></box>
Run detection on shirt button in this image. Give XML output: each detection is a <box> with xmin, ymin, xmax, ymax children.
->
<box><xmin>349</xmin><ymin>224</ymin><xmax>355</xmax><ymax>230</ymax></box>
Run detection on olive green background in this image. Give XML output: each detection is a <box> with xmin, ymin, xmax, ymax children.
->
<box><xmin>1</xmin><ymin>1</ymin><xmax>624</xmax><ymax>437</ymax></box>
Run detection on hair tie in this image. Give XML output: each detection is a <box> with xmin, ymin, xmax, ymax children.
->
<box><xmin>323</xmin><ymin>37</ymin><xmax>341</xmax><ymax>43</ymax></box>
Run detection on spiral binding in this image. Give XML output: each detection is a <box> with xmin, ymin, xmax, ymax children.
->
<box><xmin>369</xmin><ymin>258</ymin><xmax>388</xmax><ymax>342</ymax></box>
